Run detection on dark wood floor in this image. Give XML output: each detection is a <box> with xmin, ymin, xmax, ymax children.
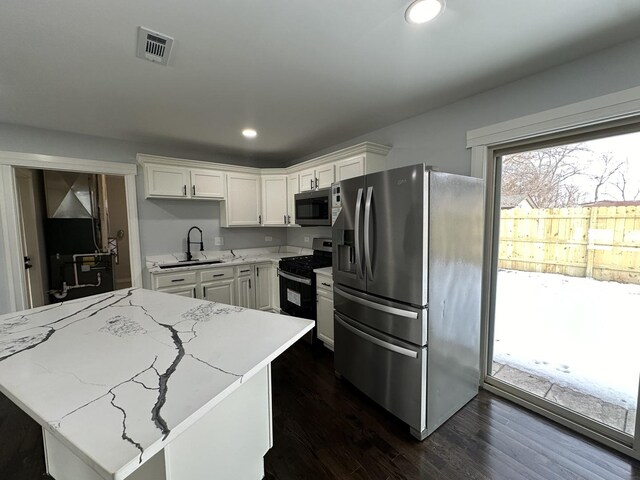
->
<box><xmin>1</xmin><ymin>341</ymin><xmax>638</xmax><ymax>479</ymax></box>
<box><xmin>264</xmin><ymin>342</ymin><xmax>640</xmax><ymax>480</ymax></box>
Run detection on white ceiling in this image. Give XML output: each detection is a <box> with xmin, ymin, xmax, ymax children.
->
<box><xmin>1</xmin><ymin>1</ymin><xmax>640</xmax><ymax>162</ymax></box>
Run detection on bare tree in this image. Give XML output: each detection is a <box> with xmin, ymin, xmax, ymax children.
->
<box><xmin>612</xmin><ymin>166</ymin><xmax>640</xmax><ymax>201</ymax></box>
<box><xmin>587</xmin><ymin>153</ymin><xmax>624</xmax><ymax>203</ymax></box>
<box><xmin>501</xmin><ymin>144</ymin><xmax>589</xmax><ymax>208</ymax></box>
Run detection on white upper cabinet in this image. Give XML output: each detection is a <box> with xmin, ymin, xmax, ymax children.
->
<box><xmin>190</xmin><ymin>169</ymin><xmax>225</xmax><ymax>199</ymax></box>
<box><xmin>299</xmin><ymin>164</ymin><xmax>335</xmax><ymax>192</ymax></box>
<box><xmin>287</xmin><ymin>174</ymin><xmax>299</xmax><ymax>225</ymax></box>
<box><xmin>261</xmin><ymin>176</ymin><xmax>288</xmax><ymax>226</ymax></box>
<box><xmin>146</xmin><ymin>165</ymin><xmax>190</xmax><ymax>198</ymax></box>
<box><xmin>335</xmin><ymin>155</ymin><xmax>365</xmax><ymax>182</ymax></box>
<box><xmin>222</xmin><ymin>172</ymin><xmax>261</xmax><ymax>226</ymax></box>
<box><xmin>299</xmin><ymin>169</ymin><xmax>316</xmax><ymax>192</ymax></box>
<box><xmin>144</xmin><ymin>163</ymin><xmax>225</xmax><ymax>200</ymax></box>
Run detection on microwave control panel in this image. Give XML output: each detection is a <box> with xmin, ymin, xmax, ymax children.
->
<box><xmin>331</xmin><ymin>184</ymin><xmax>342</xmax><ymax>226</ymax></box>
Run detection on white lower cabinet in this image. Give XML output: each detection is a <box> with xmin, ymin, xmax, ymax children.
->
<box><xmin>202</xmin><ymin>279</ymin><xmax>235</xmax><ymax>304</ymax></box>
<box><xmin>316</xmin><ymin>272</ymin><xmax>334</xmax><ymax>350</ymax></box>
<box><xmin>235</xmin><ymin>266</ymin><xmax>255</xmax><ymax>309</ymax></box>
<box><xmin>151</xmin><ymin>261</ymin><xmax>279</xmax><ymax>311</ymax></box>
<box><xmin>254</xmin><ymin>263</ymin><xmax>273</xmax><ymax>311</ymax></box>
<box><xmin>159</xmin><ymin>285</ymin><xmax>197</xmax><ymax>298</ymax></box>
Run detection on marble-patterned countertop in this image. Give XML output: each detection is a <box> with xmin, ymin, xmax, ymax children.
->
<box><xmin>0</xmin><ymin>288</ymin><xmax>313</xmax><ymax>480</ymax></box>
<box><xmin>313</xmin><ymin>266</ymin><xmax>333</xmax><ymax>277</ymax></box>
<box><xmin>147</xmin><ymin>246</ymin><xmax>313</xmax><ymax>273</ymax></box>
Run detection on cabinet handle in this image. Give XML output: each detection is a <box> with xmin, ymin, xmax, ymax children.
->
<box><xmin>240</xmin><ymin>269</ymin><xmax>250</xmax><ymax>273</ymax></box>
<box><xmin>321</xmin><ymin>282</ymin><xmax>331</xmax><ymax>287</ymax></box>
<box><xmin>249</xmin><ymin>279</ymin><xmax>251</xmax><ymax>289</ymax></box>
<box><xmin>259</xmin><ymin>215</ymin><xmax>262</xmax><ymax>224</ymax></box>
<box><xmin>310</xmin><ymin>179</ymin><xmax>313</xmax><ymax>190</ymax></box>
<box><xmin>213</xmin><ymin>273</ymin><xmax>224</xmax><ymax>278</ymax></box>
<box><xmin>192</xmin><ymin>185</ymin><xmax>196</xmax><ymax>195</ymax></box>
<box><xmin>284</xmin><ymin>214</ymin><xmax>287</xmax><ymax>224</ymax></box>
<box><xmin>315</xmin><ymin>177</ymin><xmax>319</xmax><ymax>189</ymax></box>
<box><xmin>288</xmin><ymin>215</ymin><xmax>291</xmax><ymax>224</ymax></box>
<box><xmin>172</xmin><ymin>278</ymin><xmax>185</xmax><ymax>283</ymax></box>
<box><xmin>183</xmin><ymin>185</ymin><xmax>187</xmax><ymax>196</ymax></box>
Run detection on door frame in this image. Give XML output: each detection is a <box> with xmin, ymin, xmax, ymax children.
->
<box><xmin>467</xmin><ymin>85</ymin><xmax>640</xmax><ymax>460</ymax></box>
<box><xmin>0</xmin><ymin>151</ymin><xmax>141</xmax><ymax>313</ymax></box>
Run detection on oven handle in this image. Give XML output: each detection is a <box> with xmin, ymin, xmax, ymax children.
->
<box><xmin>277</xmin><ymin>269</ymin><xmax>312</xmax><ymax>286</ymax></box>
<box><xmin>335</xmin><ymin>313</ymin><xmax>418</xmax><ymax>358</ymax></box>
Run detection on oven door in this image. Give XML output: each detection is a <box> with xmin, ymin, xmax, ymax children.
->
<box><xmin>278</xmin><ymin>268</ymin><xmax>316</xmax><ymax>319</ymax></box>
<box><xmin>295</xmin><ymin>189</ymin><xmax>331</xmax><ymax>226</ymax></box>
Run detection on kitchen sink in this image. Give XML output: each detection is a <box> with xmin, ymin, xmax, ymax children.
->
<box><xmin>158</xmin><ymin>259</ymin><xmax>223</xmax><ymax>269</ymax></box>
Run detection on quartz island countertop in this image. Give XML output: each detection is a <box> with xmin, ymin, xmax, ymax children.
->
<box><xmin>0</xmin><ymin>288</ymin><xmax>313</xmax><ymax>479</ymax></box>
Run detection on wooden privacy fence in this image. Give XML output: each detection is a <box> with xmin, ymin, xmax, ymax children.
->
<box><xmin>499</xmin><ymin>206</ymin><xmax>640</xmax><ymax>284</ymax></box>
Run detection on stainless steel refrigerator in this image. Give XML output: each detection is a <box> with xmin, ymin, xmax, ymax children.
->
<box><xmin>331</xmin><ymin>163</ymin><xmax>483</xmax><ymax>440</ymax></box>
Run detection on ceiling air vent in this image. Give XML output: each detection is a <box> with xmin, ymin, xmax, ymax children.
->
<box><xmin>136</xmin><ymin>27</ymin><xmax>174</xmax><ymax>66</ymax></box>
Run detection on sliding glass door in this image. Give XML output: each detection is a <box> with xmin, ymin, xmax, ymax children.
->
<box><xmin>485</xmin><ymin>129</ymin><xmax>640</xmax><ymax>451</ymax></box>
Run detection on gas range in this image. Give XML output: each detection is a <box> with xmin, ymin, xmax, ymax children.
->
<box><xmin>278</xmin><ymin>238</ymin><xmax>332</xmax><ymax>325</ymax></box>
<box><xmin>278</xmin><ymin>254</ymin><xmax>332</xmax><ymax>276</ymax></box>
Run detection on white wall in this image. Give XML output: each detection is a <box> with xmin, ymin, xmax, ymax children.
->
<box><xmin>286</xmin><ymin>226</ymin><xmax>332</xmax><ymax>249</ymax></box>
<box><xmin>288</xmin><ymin>37</ymin><xmax>640</xmax><ymax>176</ymax></box>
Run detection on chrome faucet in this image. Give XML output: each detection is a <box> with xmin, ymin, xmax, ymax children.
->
<box><xmin>186</xmin><ymin>226</ymin><xmax>204</xmax><ymax>262</ymax></box>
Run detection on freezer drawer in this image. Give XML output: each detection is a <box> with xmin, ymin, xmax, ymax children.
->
<box><xmin>334</xmin><ymin>312</ymin><xmax>427</xmax><ymax>432</ymax></box>
<box><xmin>334</xmin><ymin>285</ymin><xmax>427</xmax><ymax>346</ymax></box>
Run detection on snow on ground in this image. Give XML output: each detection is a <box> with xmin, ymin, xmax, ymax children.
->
<box><xmin>494</xmin><ymin>270</ymin><xmax>640</xmax><ymax>408</ymax></box>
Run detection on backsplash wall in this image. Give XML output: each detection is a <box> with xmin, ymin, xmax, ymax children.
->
<box><xmin>139</xmin><ymin>199</ymin><xmax>288</xmax><ymax>256</ymax></box>
<box><xmin>286</xmin><ymin>226</ymin><xmax>332</xmax><ymax>248</ymax></box>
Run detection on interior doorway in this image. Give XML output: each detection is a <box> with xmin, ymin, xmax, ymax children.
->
<box><xmin>486</xmin><ymin>129</ymin><xmax>640</xmax><ymax>447</ymax></box>
<box><xmin>15</xmin><ymin>168</ymin><xmax>132</xmax><ymax>308</ymax></box>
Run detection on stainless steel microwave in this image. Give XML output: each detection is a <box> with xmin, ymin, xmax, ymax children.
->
<box><xmin>294</xmin><ymin>188</ymin><xmax>332</xmax><ymax>226</ymax></box>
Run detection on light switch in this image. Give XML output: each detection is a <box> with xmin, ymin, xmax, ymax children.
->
<box><xmin>265</xmin><ymin>236</ymin><xmax>273</xmax><ymax>242</ymax></box>
<box><xmin>304</xmin><ymin>236</ymin><xmax>310</xmax><ymax>243</ymax></box>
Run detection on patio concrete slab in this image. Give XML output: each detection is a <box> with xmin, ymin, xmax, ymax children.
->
<box><xmin>625</xmin><ymin>409</ymin><xmax>636</xmax><ymax>436</ymax></box>
<box><xmin>493</xmin><ymin>365</ymin><xmax>552</xmax><ymax>397</ymax></box>
<box><xmin>546</xmin><ymin>384</ymin><xmax>627</xmax><ymax>431</ymax></box>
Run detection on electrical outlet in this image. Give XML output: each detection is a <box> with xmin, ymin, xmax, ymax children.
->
<box><xmin>265</xmin><ymin>236</ymin><xmax>273</xmax><ymax>242</ymax></box>
<box><xmin>214</xmin><ymin>237</ymin><xmax>223</xmax><ymax>246</ymax></box>
<box><xmin>304</xmin><ymin>236</ymin><xmax>310</xmax><ymax>243</ymax></box>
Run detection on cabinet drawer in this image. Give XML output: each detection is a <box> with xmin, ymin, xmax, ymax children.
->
<box><xmin>200</xmin><ymin>267</ymin><xmax>234</xmax><ymax>282</ymax></box>
<box><xmin>154</xmin><ymin>271</ymin><xmax>197</xmax><ymax>289</ymax></box>
<box><xmin>236</xmin><ymin>266</ymin><xmax>253</xmax><ymax>277</ymax></box>
<box><xmin>316</xmin><ymin>275</ymin><xmax>333</xmax><ymax>292</ymax></box>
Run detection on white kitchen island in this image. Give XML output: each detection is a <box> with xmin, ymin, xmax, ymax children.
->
<box><xmin>0</xmin><ymin>288</ymin><xmax>313</xmax><ymax>480</ymax></box>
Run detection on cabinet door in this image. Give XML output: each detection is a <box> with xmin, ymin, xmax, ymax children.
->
<box><xmin>316</xmin><ymin>291</ymin><xmax>334</xmax><ymax>349</ymax></box>
<box><xmin>203</xmin><ymin>279</ymin><xmax>235</xmax><ymax>305</ymax></box>
<box><xmin>254</xmin><ymin>264</ymin><xmax>272</xmax><ymax>311</ymax></box>
<box><xmin>224</xmin><ymin>173</ymin><xmax>261</xmax><ymax>226</ymax></box>
<box><xmin>146</xmin><ymin>164</ymin><xmax>189</xmax><ymax>198</ymax></box>
<box><xmin>335</xmin><ymin>156</ymin><xmax>365</xmax><ymax>182</ymax></box>
<box><xmin>299</xmin><ymin>170</ymin><xmax>315</xmax><ymax>192</ymax></box>
<box><xmin>287</xmin><ymin>175</ymin><xmax>299</xmax><ymax>225</ymax></box>
<box><xmin>261</xmin><ymin>176</ymin><xmax>288</xmax><ymax>226</ymax></box>
<box><xmin>316</xmin><ymin>164</ymin><xmax>335</xmax><ymax>189</ymax></box>
<box><xmin>191</xmin><ymin>169</ymin><xmax>225</xmax><ymax>199</ymax></box>
<box><xmin>235</xmin><ymin>275</ymin><xmax>255</xmax><ymax>309</ymax></box>
<box><xmin>158</xmin><ymin>285</ymin><xmax>197</xmax><ymax>298</ymax></box>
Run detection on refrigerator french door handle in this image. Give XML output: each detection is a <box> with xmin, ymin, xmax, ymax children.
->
<box><xmin>334</xmin><ymin>286</ymin><xmax>419</xmax><ymax>319</ymax></box>
<box><xmin>335</xmin><ymin>313</ymin><xmax>418</xmax><ymax>358</ymax></box>
<box><xmin>364</xmin><ymin>186</ymin><xmax>373</xmax><ymax>279</ymax></box>
<box><xmin>354</xmin><ymin>188</ymin><xmax>364</xmax><ymax>278</ymax></box>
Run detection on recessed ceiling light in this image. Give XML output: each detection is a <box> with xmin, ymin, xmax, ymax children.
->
<box><xmin>242</xmin><ymin>128</ymin><xmax>257</xmax><ymax>139</ymax></box>
<box><xmin>405</xmin><ymin>0</ymin><xmax>445</xmax><ymax>24</ymax></box>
